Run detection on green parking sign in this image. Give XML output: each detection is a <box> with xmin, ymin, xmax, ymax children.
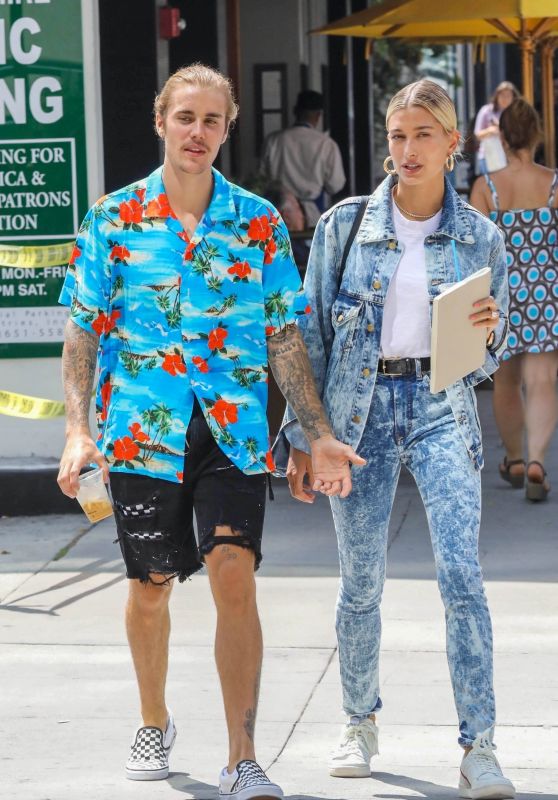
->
<box><xmin>0</xmin><ymin>0</ymin><xmax>89</xmax><ymax>358</ymax></box>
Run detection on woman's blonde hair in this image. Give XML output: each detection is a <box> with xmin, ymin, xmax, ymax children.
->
<box><xmin>154</xmin><ymin>63</ymin><xmax>239</xmax><ymax>132</ymax></box>
<box><xmin>386</xmin><ymin>79</ymin><xmax>458</xmax><ymax>137</ymax></box>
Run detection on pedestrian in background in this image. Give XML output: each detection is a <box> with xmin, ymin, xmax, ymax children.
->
<box><xmin>471</xmin><ymin>98</ymin><xmax>558</xmax><ymax>502</ymax></box>
<box><xmin>260</xmin><ymin>90</ymin><xmax>346</xmax><ymax>228</ymax></box>
<box><xmin>474</xmin><ymin>81</ymin><xmax>519</xmax><ymax>175</ymax></box>
<box><xmin>280</xmin><ymin>79</ymin><xmax>515</xmax><ymax>799</ymax></box>
<box><xmin>56</xmin><ymin>63</ymin><xmax>360</xmax><ymax>799</ymax></box>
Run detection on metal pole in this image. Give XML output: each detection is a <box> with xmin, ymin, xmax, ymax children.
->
<box><xmin>345</xmin><ymin>0</ymin><xmax>356</xmax><ymax>195</ymax></box>
<box><xmin>541</xmin><ymin>40</ymin><xmax>557</xmax><ymax>169</ymax></box>
<box><xmin>366</xmin><ymin>0</ymin><xmax>376</xmax><ymax>190</ymax></box>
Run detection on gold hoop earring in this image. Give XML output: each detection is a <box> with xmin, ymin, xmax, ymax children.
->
<box><xmin>445</xmin><ymin>154</ymin><xmax>455</xmax><ymax>172</ymax></box>
<box><xmin>383</xmin><ymin>156</ymin><xmax>397</xmax><ymax>176</ymax></box>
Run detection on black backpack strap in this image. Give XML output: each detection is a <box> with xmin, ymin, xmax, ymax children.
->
<box><xmin>338</xmin><ymin>197</ymin><xmax>368</xmax><ymax>291</ymax></box>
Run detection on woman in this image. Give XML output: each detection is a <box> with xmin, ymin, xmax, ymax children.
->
<box><xmin>280</xmin><ymin>80</ymin><xmax>514</xmax><ymax>799</ymax></box>
<box><xmin>471</xmin><ymin>99</ymin><xmax>558</xmax><ymax>501</ymax></box>
<box><xmin>474</xmin><ymin>81</ymin><xmax>519</xmax><ymax>175</ymax></box>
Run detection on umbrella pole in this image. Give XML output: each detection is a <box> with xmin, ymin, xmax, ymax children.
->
<box><xmin>519</xmin><ymin>34</ymin><xmax>535</xmax><ymax>104</ymax></box>
<box><xmin>541</xmin><ymin>39</ymin><xmax>557</xmax><ymax>169</ymax></box>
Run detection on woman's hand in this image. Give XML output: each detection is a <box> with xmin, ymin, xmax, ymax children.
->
<box><xmin>286</xmin><ymin>446</ymin><xmax>316</xmax><ymax>504</ymax></box>
<box><xmin>469</xmin><ymin>295</ymin><xmax>499</xmax><ymax>342</ymax></box>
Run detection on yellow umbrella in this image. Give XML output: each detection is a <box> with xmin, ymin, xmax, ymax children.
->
<box><xmin>314</xmin><ymin>0</ymin><xmax>558</xmax><ymax>166</ymax></box>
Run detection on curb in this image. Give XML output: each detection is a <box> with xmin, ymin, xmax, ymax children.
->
<box><xmin>0</xmin><ymin>459</ymin><xmax>80</xmax><ymax>517</ymax></box>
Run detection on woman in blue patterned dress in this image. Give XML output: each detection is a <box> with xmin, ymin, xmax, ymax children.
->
<box><xmin>471</xmin><ymin>99</ymin><xmax>558</xmax><ymax>501</ymax></box>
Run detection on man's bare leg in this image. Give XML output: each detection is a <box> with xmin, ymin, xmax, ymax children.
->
<box><xmin>205</xmin><ymin>527</ymin><xmax>262</xmax><ymax>772</ymax></box>
<box><xmin>126</xmin><ymin>576</ymin><xmax>173</xmax><ymax>731</ymax></box>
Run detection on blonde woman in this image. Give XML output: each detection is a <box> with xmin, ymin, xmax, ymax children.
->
<box><xmin>281</xmin><ymin>80</ymin><xmax>515</xmax><ymax>798</ymax></box>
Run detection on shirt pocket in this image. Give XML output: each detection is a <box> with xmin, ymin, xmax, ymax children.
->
<box><xmin>119</xmin><ymin>268</ymin><xmax>182</xmax><ymax>342</ymax></box>
<box><xmin>331</xmin><ymin>293</ymin><xmax>363</xmax><ymax>353</ymax></box>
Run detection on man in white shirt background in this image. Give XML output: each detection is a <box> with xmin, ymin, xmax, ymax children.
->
<box><xmin>260</xmin><ymin>90</ymin><xmax>346</xmax><ymax>228</ymax></box>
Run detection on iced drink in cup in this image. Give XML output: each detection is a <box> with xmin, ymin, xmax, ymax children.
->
<box><xmin>76</xmin><ymin>467</ymin><xmax>113</xmax><ymax>523</ymax></box>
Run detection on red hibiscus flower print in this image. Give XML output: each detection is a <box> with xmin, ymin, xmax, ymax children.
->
<box><xmin>135</xmin><ymin>187</ymin><xmax>146</xmax><ymax>203</ymax></box>
<box><xmin>305</xmin><ymin>304</ymin><xmax>312</xmax><ymax>314</ymax></box>
<box><xmin>176</xmin><ymin>471</ymin><xmax>183</xmax><ymax>481</ymax></box>
<box><xmin>209</xmin><ymin>399</ymin><xmax>238</xmax><ymax>427</ymax></box>
<box><xmin>91</xmin><ymin>309</ymin><xmax>121</xmax><ymax>337</ymax></box>
<box><xmin>113</xmin><ymin>436</ymin><xmax>140</xmax><ymax>461</ymax></box>
<box><xmin>118</xmin><ymin>199</ymin><xmax>143</xmax><ymax>225</ymax></box>
<box><xmin>263</xmin><ymin>237</ymin><xmax>277</xmax><ymax>265</ymax></box>
<box><xmin>110</xmin><ymin>244</ymin><xmax>130</xmax><ymax>262</ymax></box>
<box><xmin>192</xmin><ymin>356</ymin><xmax>210</xmax><ymax>373</ymax></box>
<box><xmin>247</xmin><ymin>215</ymin><xmax>273</xmax><ymax>242</ymax></box>
<box><xmin>265</xmin><ymin>325</ymin><xmax>276</xmax><ymax>336</ymax></box>
<box><xmin>69</xmin><ymin>244</ymin><xmax>81</xmax><ymax>266</ymax></box>
<box><xmin>227</xmin><ymin>261</ymin><xmax>251</xmax><ymax>279</ymax></box>
<box><xmin>208</xmin><ymin>326</ymin><xmax>228</xmax><ymax>351</ymax></box>
<box><xmin>100</xmin><ymin>380</ymin><xmax>112</xmax><ymax>422</ymax></box>
<box><xmin>184</xmin><ymin>240</ymin><xmax>196</xmax><ymax>261</ymax></box>
<box><xmin>128</xmin><ymin>422</ymin><xmax>149</xmax><ymax>443</ymax></box>
<box><xmin>146</xmin><ymin>193</ymin><xmax>173</xmax><ymax>219</ymax></box>
<box><xmin>265</xmin><ymin>450</ymin><xmax>276</xmax><ymax>471</ymax></box>
<box><xmin>162</xmin><ymin>353</ymin><xmax>186</xmax><ymax>376</ymax></box>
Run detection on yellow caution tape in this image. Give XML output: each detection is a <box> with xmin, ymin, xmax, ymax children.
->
<box><xmin>0</xmin><ymin>389</ymin><xmax>65</xmax><ymax>419</ymax></box>
<box><xmin>0</xmin><ymin>241</ymin><xmax>75</xmax><ymax>269</ymax></box>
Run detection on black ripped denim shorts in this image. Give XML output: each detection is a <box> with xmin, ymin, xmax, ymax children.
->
<box><xmin>109</xmin><ymin>400</ymin><xmax>267</xmax><ymax>584</ymax></box>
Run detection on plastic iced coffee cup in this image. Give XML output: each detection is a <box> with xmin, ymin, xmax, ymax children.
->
<box><xmin>76</xmin><ymin>467</ymin><xmax>113</xmax><ymax>523</ymax></box>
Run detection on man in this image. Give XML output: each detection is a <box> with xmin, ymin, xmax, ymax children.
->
<box><xmin>57</xmin><ymin>64</ymin><xmax>363</xmax><ymax>799</ymax></box>
<box><xmin>260</xmin><ymin>90</ymin><xmax>346</xmax><ymax>228</ymax></box>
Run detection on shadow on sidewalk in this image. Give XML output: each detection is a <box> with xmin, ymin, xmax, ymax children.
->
<box><xmin>361</xmin><ymin>770</ymin><xmax>554</xmax><ymax>800</ymax></box>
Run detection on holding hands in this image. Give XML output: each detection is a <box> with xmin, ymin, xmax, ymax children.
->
<box><xmin>287</xmin><ymin>436</ymin><xmax>366</xmax><ymax>503</ymax></box>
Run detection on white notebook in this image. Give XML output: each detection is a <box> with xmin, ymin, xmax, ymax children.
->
<box><xmin>430</xmin><ymin>267</ymin><xmax>492</xmax><ymax>394</ymax></box>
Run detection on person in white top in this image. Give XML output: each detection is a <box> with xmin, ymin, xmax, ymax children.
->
<box><xmin>260</xmin><ymin>90</ymin><xmax>346</xmax><ymax>228</ymax></box>
<box><xmin>283</xmin><ymin>80</ymin><xmax>515</xmax><ymax>799</ymax></box>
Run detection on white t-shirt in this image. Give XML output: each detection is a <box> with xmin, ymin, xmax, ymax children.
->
<box><xmin>380</xmin><ymin>200</ymin><xmax>442</xmax><ymax>358</ymax></box>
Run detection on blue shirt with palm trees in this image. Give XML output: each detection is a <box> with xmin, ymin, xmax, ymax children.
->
<box><xmin>59</xmin><ymin>167</ymin><xmax>307</xmax><ymax>482</ymax></box>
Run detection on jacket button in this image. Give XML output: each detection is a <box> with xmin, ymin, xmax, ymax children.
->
<box><xmin>388</xmin><ymin>240</ymin><xmax>397</xmax><ymax>249</ymax></box>
<box><xmin>337</xmin><ymin>313</ymin><xmax>344</xmax><ymax>322</ymax></box>
<box><xmin>373</xmin><ymin>280</ymin><xmax>381</xmax><ymax>290</ymax></box>
<box><xmin>362</xmin><ymin>368</ymin><xmax>371</xmax><ymax>377</ymax></box>
<box><xmin>367</xmin><ymin>323</ymin><xmax>375</xmax><ymax>332</ymax></box>
<box><xmin>352</xmin><ymin>415</ymin><xmax>361</xmax><ymax>424</ymax></box>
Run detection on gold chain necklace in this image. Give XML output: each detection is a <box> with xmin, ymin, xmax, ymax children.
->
<box><xmin>392</xmin><ymin>189</ymin><xmax>442</xmax><ymax>220</ymax></box>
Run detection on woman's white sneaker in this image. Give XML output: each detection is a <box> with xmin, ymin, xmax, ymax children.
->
<box><xmin>328</xmin><ymin>718</ymin><xmax>379</xmax><ymax>777</ymax></box>
<box><xmin>125</xmin><ymin>712</ymin><xmax>177</xmax><ymax>780</ymax></box>
<box><xmin>459</xmin><ymin>730</ymin><xmax>515</xmax><ymax>799</ymax></box>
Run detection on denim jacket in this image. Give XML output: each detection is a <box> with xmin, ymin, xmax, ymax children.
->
<box><xmin>277</xmin><ymin>175</ymin><xmax>509</xmax><ymax>471</ymax></box>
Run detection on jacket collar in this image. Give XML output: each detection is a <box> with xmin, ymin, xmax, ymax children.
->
<box><xmin>357</xmin><ymin>175</ymin><xmax>475</xmax><ymax>245</ymax></box>
<box><xmin>144</xmin><ymin>166</ymin><xmax>237</xmax><ymax>222</ymax></box>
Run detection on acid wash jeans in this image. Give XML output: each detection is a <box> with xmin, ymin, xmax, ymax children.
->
<box><xmin>330</xmin><ymin>370</ymin><xmax>495</xmax><ymax>747</ymax></box>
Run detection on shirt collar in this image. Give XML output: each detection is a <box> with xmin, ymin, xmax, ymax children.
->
<box><xmin>143</xmin><ymin>166</ymin><xmax>236</xmax><ymax>223</ymax></box>
<box><xmin>357</xmin><ymin>175</ymin><xmax>475</xmax><ymax>245</ymax></box>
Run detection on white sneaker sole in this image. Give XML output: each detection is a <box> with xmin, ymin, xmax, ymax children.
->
<box><xmin>329</xmin><ymin>764</ymin><xmax>371</xmax><ymax>778</ymax></box>
<box><xmin>219</xmin><ymin>785</ymin><xmax>283</xmax><ymax>800</ymax></box>
<box><xmin>459</xmin><ymin>781</ymin><xmax>515</xmax><ymax>799</ymax></box>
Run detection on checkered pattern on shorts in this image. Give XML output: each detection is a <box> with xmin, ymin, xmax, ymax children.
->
<box><xmin>127</xmin><ymin>726</ymin><xmax>167</xmax><ymax>770</ymax></box>
<box><xmin>126</xmin><ymin>531</ymin><xmax>164</xmax><ymax>541</ymax></box>
<box><xmin>119</xmin><ymin>502</ymin><xmax>156</xmax><ymax>518</ymax></box>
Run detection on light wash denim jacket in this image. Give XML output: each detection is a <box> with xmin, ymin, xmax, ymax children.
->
<box><xmin>277</xmin><ymin>175</ymin><xmax>509</xmax><ymax>471</ymax></box>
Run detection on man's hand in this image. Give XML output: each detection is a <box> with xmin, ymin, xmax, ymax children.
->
<box><xmin>57</xmin><ymin>433</ymin><xmax>109</xmax><ymax>498</ymax></box>
<box><xmin>287</xmin><ymin>446</ymin><xmax>316</xmax><ymax>504</ymax></box>
<box><xmin>310</xmin><ymin>435</ymin><xmax>366</xmax><ymax>499</ymax></box>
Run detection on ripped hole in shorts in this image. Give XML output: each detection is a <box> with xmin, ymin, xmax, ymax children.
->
<box><xmin>199</xmin><ymin>525</ymin><xmax>262</xmax><ymax>570</ymax></box>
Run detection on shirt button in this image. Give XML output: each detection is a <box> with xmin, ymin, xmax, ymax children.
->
<box><xmin>373</xmin><ymin>280</ymin><xmax>381</xmax><ymax>290</ymax></box>
<box><xmin>362</xmin><ymin>368</ymin><xmax>371</xmax><ymax>377</ymax></box>
<box><xmin>367</xmin><ymin>323</ymin><xmax>375</xmax><ymax>332</ymax></box>
<box><xmin>337</xmin><ymin>313</ymin><xmax>344</xmax><ymax>322</ymax></box>
<box><xmin>352</xmin><ymin>415</ymin><xmax>361</xmax><ymax>424</ymax></box>
<box><xmin>388</xmin><ymin>240</ymin><xmax>397</xmax><ymax>249</ymax></box>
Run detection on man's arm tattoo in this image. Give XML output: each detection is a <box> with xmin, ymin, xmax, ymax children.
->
<box><xmin>267</xmin><ymin>324</ymin><xmax>331</xmax><ymax>442</ymax></box>
<box><xmin>62</xmin><ymin>320</ymin><xmax>99</xmax><ymax>434</ymax></box>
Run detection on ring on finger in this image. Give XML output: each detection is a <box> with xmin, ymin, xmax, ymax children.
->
<box><xmin>491</xmin><ymin>310</ymin><xmax>499</xmax><ymax>319</ymax></box>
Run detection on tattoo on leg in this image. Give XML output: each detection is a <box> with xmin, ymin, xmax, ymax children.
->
<box><xmin>220</xmin><ymin>544</ymin><xmax>238</xmax><ymax>561</ymax></box>
<box><xmin>243</xmin><ymin>668</ymin><xmax>261</xmax><ymax>742</ymax></box>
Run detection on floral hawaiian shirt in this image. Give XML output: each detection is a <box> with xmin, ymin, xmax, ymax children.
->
<box><xmin>59</xmin><ymin>166</ymin><xmax>307</xmax><ymax>482</ymax></box>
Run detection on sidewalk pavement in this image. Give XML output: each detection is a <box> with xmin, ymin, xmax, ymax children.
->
<box><xmin>1</xmin><ymin>390</ymin><xmax>556</xmax><ymax>800</ymax></box>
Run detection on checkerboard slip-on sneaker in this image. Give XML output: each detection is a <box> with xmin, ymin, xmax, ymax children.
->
<box><xmin>459</xmin><ymin>730</ymin><xmax>515</xmax><ymax>799</ymax></box>
<box><xmin>219</xmin><ymin>759</ymin><xmax>283</xmax><ymax>800</ymax></box>
<box><xmin>125</xmin><ymin>713</ymin><xmax>177</xmax><ymax>781</ymax></box>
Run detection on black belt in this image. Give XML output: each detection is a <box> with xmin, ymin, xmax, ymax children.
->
<box><xmin>379</xmin><ymin>357</ymin><xmax>431</xmax><ymax>376</ymax></box>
